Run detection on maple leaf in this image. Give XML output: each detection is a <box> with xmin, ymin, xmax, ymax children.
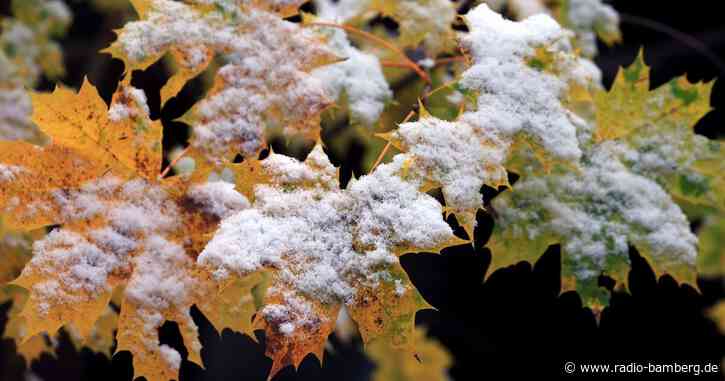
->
<box><xmin>487</xmin><ymin>145</ymin><xmax>698</xmax><ymax>310</ymax></box>
<box><xmin>368</xmin><ymin>327</ymin><xmax>452</xmax><ymax>381</ymax></box>
<box><xmin>0</xmin><ymin>220</ymin><xmax>111</xmax><ymax>364</ymax></box>
<box><xmin>594</xmin><ymin>51</ymin><xmax>723</xmax><ymax>212</ymax></box>
<box><xmin>199</xmin><ymin>145</ymin><xmax>462</xmax><ymax>378</ymax></box>
<box><xmin>388</xmin><ymin>114</ymin><xmax>508</xmax><ymax>238</ymax></box>
<box><xmin>105</xmin><ymin>0</ymin><xmax>338</xmax><ymax>162</ymax></box>
<box><xmin>377</xmin><ymin>5</ymin><xmax>592</xmax><ymax>237</ymax></box>
<box><xmin>0</xmin><ymin>79</ymin><xmax>263</xmax><ymax>381</ymax></box>
<box><xmin>196</xmin><ymin>271</ymin><xmax>266</xmax><ymax>339</ymax></box>
<box><xmin>373</xmin><ymin>6</ymin><xmax>705</xmax><ymax>313</ymax></box>
<box><xmin>0</xmin><ymin>220</ymin><xmax>51</xmax><ymax>363</ymax></box>
<box><xmin>484</xmin><ymin>51</ymin><xmax>714</xmax><ymax>311</ymax></box>
<box><xmin>0</xmin><ymin>79</ymin><xmax>163</xmax><ymax>230</ymax></box>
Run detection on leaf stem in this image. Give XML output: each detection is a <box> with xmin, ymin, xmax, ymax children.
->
<box><xmin>309</xmin><ymin>21</ymin><xmax>431</xmax><ymax>83</ymax></box>
<box><xmin>371</xmin><ymin>110</ymin><xmax>416</xmax><ymax>171</ymax></box>
<box><xmin>159</xmin><ymin>146</ymin><xmax>190</xmax><ymax>179</ymax></box>
<box><xmin>434</xmin><ymin>56</ymin><xmax>466</xmax><ymax>66</ymax></box>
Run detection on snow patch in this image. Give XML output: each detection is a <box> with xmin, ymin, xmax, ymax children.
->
<box><xmin>460</xmin><ymin>4</ymin><xmax>582</xmax><ymax>161</ymax></box>
<box><xmin>187</xmin><ymin>180</ymin><xmax>250</xmax><ymax>218</ymax></box>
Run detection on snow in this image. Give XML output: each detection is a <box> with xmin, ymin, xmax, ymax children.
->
<box><xmin>459</xmin><ymin>4</ymin><xmax>582</xmax><ymax>161</ymax></box>
<box><xmin>19</xmin><ymin>175</ymin><xmax>188</xmax><ymax>321</ymax></box>
<box><xmin>348</xmin><ymin>155</ymin><xmax>454</xmax><ymax>250</ymax></box>
<box><xmin>0</xmin><ymin>164</ymin><xmax>28</xmax><ymax>181</ymax></box>
<box><xmin>198</xmin><ymin>188</ymin><xmax>356</xmax><ymax>302</ymax></box>
<box><xmin>314</xmin><ymin>0</ymin><xmax>369</xmax><ymax>22</ymax></box>
<box><xmin>89</xmin><ymin>227</ymin><xmax>138</xmax><ymax>255</ymax></box>
<box><xmin>260</xmin><ymin>292</ymin><xmax>326</xmax><ymax>336</ymax></box>
<box><xmin>418</xmin><ymin>58</ymin><xmax>435</xmax><ymax>69</ymax></box>
<box><xmin>159</xmin><ymin>344</ymin><xmax>182</xmax><ymax>370</ymax></box>
<box><xmin>116</xmin><ymin>0</ymin><xmax>335</xmax><ymax>159</ymax></box>
<box><xmin>125</xmin><ymin>235</ymin><xmax>194</xmax><ymax>310</ymax></box>
<box><xmin>508</xmin><ymin>0</ymin><xmax>547</xmax><ymax>18</ymax></box>
<box><xmin>0</xmin><ymin>88</ymin><xmax>35</xmax><ymax>141</ymax></box>
<box><xmin>311</xmin><ymin>27</ymin><xmax>391</xmax><ymax>125</ymax></box>
<box><xmin>394</xmin><ymin>279</ymin><xmax>407</xmax><ymax>296</ymax></box>
<box><xmin>108</xmin><ymin>86</ymin><xmax>150</xmax><ymax>122</ymax></box>
<box><xmin>493</xmin><ymin>143</ymin><xmax>697</xmax><ymax>280</ymax></box>
<box><xmin>262</xmin><ymin>146</ymin><xmax>337</xmax><ymax>186</ymax></box>
<box><xmin>198</xmin><ymin>147</ymin><xmax>453</xmax><ymax>309</ymax></box>
<box><xmin>25</xmin><ymin>229</ymin><xmax>126</xmax><ymax>310</ymax></box>
<box><xmin>394</xmin><ymin>117</ymin><xmax>508</xmax><ymax>213</ymax></box>
<box><xmin>566</xmin><ymin>0</ymin><xmax>621</xmax><ymax>57</ymax></box>
<box><xmin>279</xmin><ymin>322</ymin><xmax>295</xmax><ymax>335</ymax></box>
<box><xmin>187</xmin><ymin>180</ymin><xmax>250</xmax><ymax>218</ymax></box>
<box><xmin>192</xmin><ymin>85</ymin><xmax>267</xmax><ymax>158</ymax></box>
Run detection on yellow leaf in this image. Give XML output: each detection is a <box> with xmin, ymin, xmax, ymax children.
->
<box><xmin>30</xmin><ymin>79</ymin><xmax>163</xmax><ymax>179</ymax></box>
<box><xmin>593</xmin><ymin>51</ymin><xmax>651</xmax><ymax>142</ymax></box>
<box><xmin>254</xmin><ymin>285</ymin><xmax>340</xmax><ymax>379</ymax></box>
<box><xmin>197</xmin><ymin>272</ymin><xmax>264</xmax><ymax>339</ymax></box>
<box><xmin>348</xmin><ymin>264</ymin><xmax>432</xmax><ymax>350</ymax></box>
<box><xmin>106</xmin><ymin>0</ymin><xmax>338</xmax><ymax>160</ymax></box>
<box><xmin>369</xmin><ymin>327</ymin><xmax>452</xmax><ymax>381</ymax></box>
<box><xmin>160</xmin><ymin>48</ymin><xmax>213</xmax><ymax>106</ymax></box>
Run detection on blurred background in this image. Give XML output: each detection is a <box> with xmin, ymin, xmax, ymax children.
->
<box><xmin>0</xmin><ymin>0</ymin><xmax>723</xmax><ymax>380</ymax></box>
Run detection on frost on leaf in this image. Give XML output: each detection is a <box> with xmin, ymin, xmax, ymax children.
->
<box><xmin>106</xmin><ymin>0</ymin><xmax>338</xmax><ymax>161</ymax></box>
<box><xmin>199</xmin><ymin>145</ymin><xmax>458</xmax><ymax>377</ymax></box>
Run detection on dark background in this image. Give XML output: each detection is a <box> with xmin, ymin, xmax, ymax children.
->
<box><xmin>1</xmin><ymin>0</ymin><xmax>724</xmax><ymax>380</ymax></box>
